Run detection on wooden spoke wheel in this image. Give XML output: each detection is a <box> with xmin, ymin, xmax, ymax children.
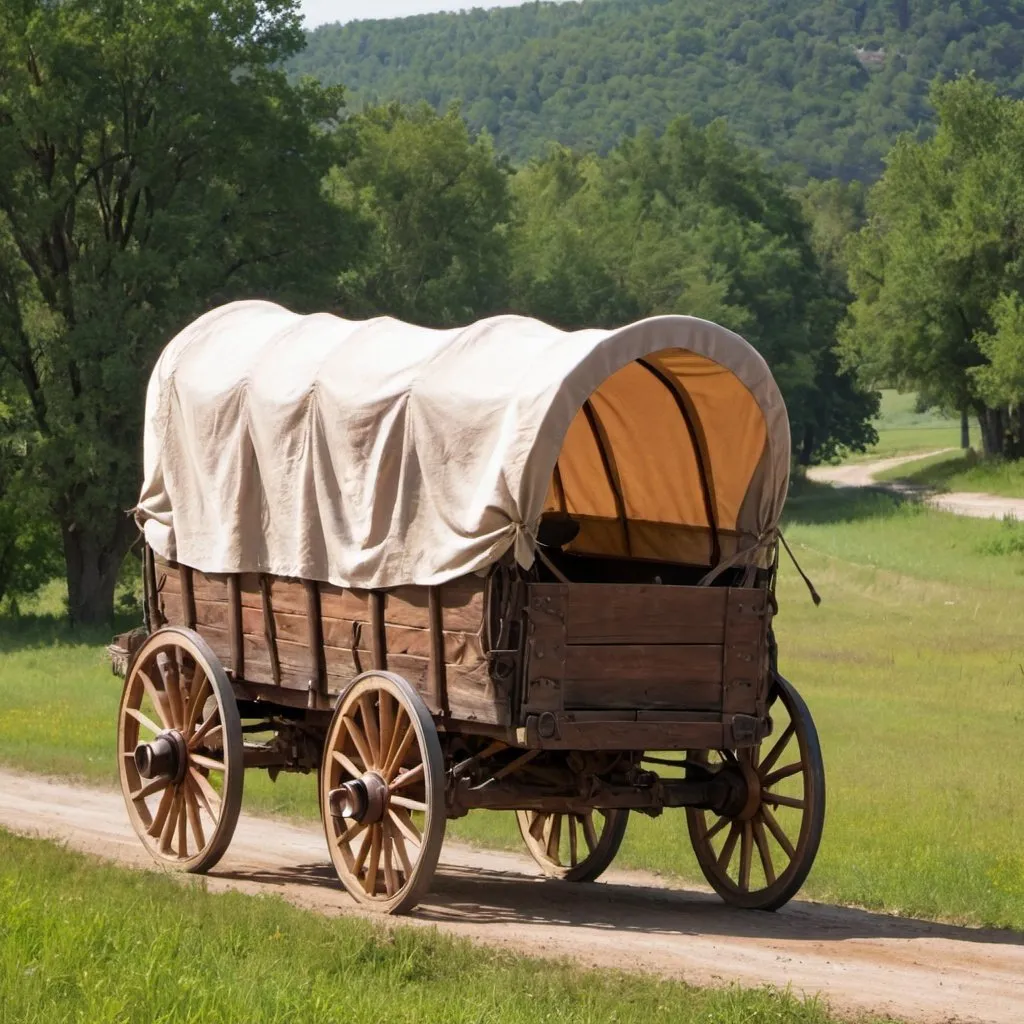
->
<box><xmin>117</xmin><ymin>627</ymin><xmax>244</xmax><ymax>873</ymax></box>
<box><xmin>516</xmin><ymin>808</ymin><xmax>628</xmax><ymax>882</ymax></box>
<box><xmin>686</xmin><ymin>675</ymin><xmax>825</xmax><ymax>911</ymax></box>
<box><xmin>320</xmin><ymin>672</ymin><xmax>445</xmax><ymax>914</ymax></box>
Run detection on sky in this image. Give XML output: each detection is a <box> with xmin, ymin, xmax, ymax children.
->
<box><xmin>299</xmin><ymin>0</ymin><xmax>530</xmax><ymax>27</ymax></box>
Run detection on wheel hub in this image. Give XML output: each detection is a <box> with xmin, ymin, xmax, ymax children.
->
<box><xmin>327</xmin><ymin>772</ymin><xmax>388</xmax><ymax>824</ymax></box>
<box><xmin>710</xmin><ymin>759</ymin><xmax>762</xmax><ymax>821</ymax></box>
<box><xmin>134</xmin><ymin>729</ymin><xmax>188</xmax><ymax>785</ymax></box>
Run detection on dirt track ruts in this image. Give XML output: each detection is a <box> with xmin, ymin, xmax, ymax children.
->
<box><xmin>1</xmin><ymin>769</ymin><xmax>1021</xmax><ymax>1024</ymax></box>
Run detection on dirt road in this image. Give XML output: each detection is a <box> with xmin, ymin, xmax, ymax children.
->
<box><xmin>2</xmin><ymin>770</ymin><xmax>1021</xmax><ymax>1024</ymax></box>
<box><xmin>807</xmin><ymin>450</ymin><xmax>1024</xmax><ymax>520</ymax></box>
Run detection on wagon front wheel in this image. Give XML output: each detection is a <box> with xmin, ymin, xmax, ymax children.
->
<box><xmin>321</xmin><ymin>672</ymin><xmax>445</xmax><ymax>914</ymax></box>
<box><xmin>117</xmin><ymin>627</ymin><xmax>244</xmax><ymax>873</ymax></box>
<box><xmin>516</xmin><ymin>808</ymin><xmax>628</xmax><ymax>882</ymax></box>
<box><xmin>686</xmin><ymin>675</ymin><xmax>825</xmax><ymax>911</ymax></box>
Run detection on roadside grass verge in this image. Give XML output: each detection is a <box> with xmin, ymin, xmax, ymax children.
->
<box><xmin>874</xmin><ymin>449</ymin><xmax>1024</xmax><ymax>499</ymax></box>
<box><xmin>1</xmin><ymin>486</ymin><xmax>1023</xmax><ymax>930</ymax></box>
<box><xmin>0</xmin><ymin>828</ymin><xmax>882</xmax><ymax>1024</ymax></box>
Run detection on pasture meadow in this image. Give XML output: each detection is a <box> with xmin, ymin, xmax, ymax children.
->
<box><xmin>1</xmin><ymin>482</ymin><xmax>1022</xmax><ymax>930</ymax></box>
<box><xmin>0</xmin><ymin>829</ymin><xmax>883</xmax><ymax>1024</ymax></box>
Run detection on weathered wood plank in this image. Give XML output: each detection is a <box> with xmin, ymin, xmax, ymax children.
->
<box><xmin>562</xmin><ymin>644</ymin><xmax>723</xmax><ymax>712</ymax></box>
<box><xmin>564</xmin><ymin>583</ymin><xmax>730</xmax><ymax>645</ymax></box>
<box><xmin>227</xmin><ymin>575</ymin><xmax>244</xmax><ymax>678</ymax></box>
<box><xmin>259</xmin><ymin>575</ymin><xmax>282</xmax><ymax>686</ymax></box>
<box><xmin>179</xmin><ymin>565</ymin><xmax>196</xmax><ymax>630</ymax></box>
<box><xmin>370</xmin><ymin>591</ymin><xmax>386</xmax><ymax>671</ymax></box>
<box><xmin>427</xmin><ymin>586</ymin><xmax>447</xmax><ymax>715</ymax></box>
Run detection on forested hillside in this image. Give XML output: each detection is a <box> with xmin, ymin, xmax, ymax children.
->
<box><xmin>292</xmin><ymin>0</ymin><xmax>1024</xmax><ymax>179</ymax></box>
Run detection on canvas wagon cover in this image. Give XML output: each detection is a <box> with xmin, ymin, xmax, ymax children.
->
<box><xmin>137</xmin><ymin>300</ymin><xmax>790</xmax><ymax>588</ymax></box>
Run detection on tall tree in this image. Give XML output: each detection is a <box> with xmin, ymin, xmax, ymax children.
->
<box><xmin>329</xmin><ymin>103</ymin><xmax>512</xmax><ymax>327</ymax></box>
<box><xmin>0</xmin><ymin>0</ymin><xmax>352</xmax><ymax>623</ymax></box>
<box><xmin>842</xmin><ymin>75</ymin><xmax>1024</xmax><ymax>456</ymax></box>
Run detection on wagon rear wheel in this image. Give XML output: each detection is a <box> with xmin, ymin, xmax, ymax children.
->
<box><xmin>686</xmin><ymin>675</ymin><xmax>824</xmax><ymax>911</ymax></box>
<box><xmin>117</xmin><ymin>627</ymin><xmax>244</xmax><ymax>873</ymax></box>
<box><xmin>516</xmin><ymin>808</ymin><xmax>628</xmax><ymax>882</ymax></box>
<box><xmin>320</xmin><ymin>672</ymin><xmax>445</xmax><ymax>914</ymax></box>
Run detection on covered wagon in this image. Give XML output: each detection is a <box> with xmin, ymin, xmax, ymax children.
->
<box><xmin>110</xmin><ymin>299</ymin><xmax>825</xmax><ymax>914</ymax></box>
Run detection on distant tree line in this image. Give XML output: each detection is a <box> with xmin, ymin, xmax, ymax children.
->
<box><xmin>0</xmin><ymin>0</ymin><xmax>1020</xmax><ymax>623</ymax></box>
<box><xmin>291</xmin><ymin>0</ymin><xmax>1024</xmax><ymax>182</ymax></box>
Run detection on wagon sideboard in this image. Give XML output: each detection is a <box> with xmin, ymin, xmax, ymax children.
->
<box><xmin>148</xmin><ymin>554</ymin><xmax>772</xmax><ymax>749</ymax></box>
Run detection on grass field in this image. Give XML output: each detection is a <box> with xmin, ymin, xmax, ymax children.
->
<box><xmin>874</xmin><ymin>449</ymin><xmax>1024</xmax><ymax>499</ymax></box>
<box><xmin>0</xmin><ymin>830</ymin><xmax>870</xmax><ymax>1024</ymax></box>
<box><xmin>844</xmin><ymin>390</ymin><xmax>965</xmax><ymax>461</ymax></box>
<box><xmin>2</xmin><ymin>483</ymin><xmax>1023</xmax><ymax>931</ymax></box>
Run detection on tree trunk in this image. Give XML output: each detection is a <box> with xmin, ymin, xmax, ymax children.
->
<box><xmin>798</xmin><ymin>424</ymin><xmax>815</xmax><ymax>467</ymax></box>
<box><xmin>977</xmin><ymin>406</ymin><xmax>1006</xmax><ymax>457</ymax></box>
<box><xmin>960</xmin><ymin>408</ymin><xmax>970</xmax><ymax>449</ymax></box>
<box><xmin>61</xmin><ymin>515</ymin><xmax>137</xmax><ymax>625</ymax></box>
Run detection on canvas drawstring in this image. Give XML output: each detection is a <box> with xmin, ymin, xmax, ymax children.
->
<box><xmin>778</xmin><ymin>531</ymin><xmax>821</xmax><ymax>606</ymax></box>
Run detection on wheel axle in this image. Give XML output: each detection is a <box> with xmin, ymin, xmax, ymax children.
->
<box><xmin>327</xmin><ymin>772</ymin><xmax>387</xmax><ymax>823</ymax></box>
<box><xmin>134</xmin><ymin>730</ymin><xmax>188</xmax><ymax>784</ymax></box>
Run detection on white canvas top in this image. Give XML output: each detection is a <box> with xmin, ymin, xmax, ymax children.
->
<box><xmin>137</xmin><ymin>300</ymin><xmax>790</xmax><ymax>588</ymax></box>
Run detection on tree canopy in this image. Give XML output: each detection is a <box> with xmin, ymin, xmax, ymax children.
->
<box><xmin>843</xmin><ymin>75</ymin><xmax>1024</xmax><ymax>456</ymax></box>
<box><xmin>291</xmin><ymin>0</ymin><xmax>1024</xmax><ymax>181</ymax></box>
<box><xmin>0</xmin><ymin>0</ymin><xmax>354</xmax><ymax>622</ymax></box>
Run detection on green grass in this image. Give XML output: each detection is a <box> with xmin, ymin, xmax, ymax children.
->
<box><xmin>844</xmin><ymin>390</ymin><xmax>965</xmax><ymax>461</ymax></box>
<box><xmin>2</xmin><ymin>492</ymin><xmax>1024</xmax><ymax>931</ymax></box>
<box><xmin>0</xmin><ymin>829</ymin><xmax>873</xmax><ymax>1024</ymax></box>
<box><xmin>874</xmin><ymin>448</ymin><xmax>1024</xmax><ymax>499</ymax></box>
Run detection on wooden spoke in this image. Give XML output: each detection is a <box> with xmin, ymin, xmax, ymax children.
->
<box><xmin>378</xmin><ymin>692</ymin><xmax>395</xmax><ymax>769</ymax></box>
<box><xmin>189</xmin><ymin>722</ymin><xmax>222</xmax><ymax>752</ymax></box>
<box><xmin>147</xmin><ymin>786</ymin><xmax>175</xmax><ymax>837</ymax></box>
<box><xmin>763</xmin><ymin>792</ymin><xmax>805</xmax><ymax>810</ymax></box>
<box><xmin>177</xmin><ymin>792</ymin><xmax>189</xmax><ymax>857</ymax></box>
<box><xmin>389</xmin><ymin>794</ymin><xmax>427</xmax><ymax>813</ymax></box>
<box><xmin>160</xmin><ymin>790</ymin><xmax>182</xmax><ymax>854</ymax></box>
<box><xmin>390</xmin><ymin>806</ymin><xmax>422</xmax><ymax>847</ymax></box>
<box><xmin>190</xmin><ymin>753</ymin><xmax>226</xmax><ymax>774</ymax></box>
<box><xmin>358</xmin><ymin>694</ymin><xmax>381</xmax><ymax>766</ymax></box>
<box><xmin>761</xmin><ymin>762</ymin><xmax>804</xmax><ymax>788</ymax></box>
<box><xmin>124</xmin><ymin>706</ymin><xmax>162</xmax><ymax>737</ymax></box>
<box><xmin>130</xmin><ymin>776</ymin><xmax>171</xmax><ymax>802</ymax></box>
<box><xmin>161</xmin><ymin>654</ymin><xmax>185</xmax><ymax>731</ymax></box>
<box><xmin>184</xmin><ymin>677</ymin><xmax>214</xmax><ymax>740</ymax></box>
<box><xmin>516</xmin><ymin>807</ymin><xmax>628</xmax><ymax>883</ymax></box>
<box><xmin>333</xmin><ymin>819</ymin><xmax>368</xmax><ymax>850</ymax></box>
<box><xmin>320</xmin><ymin>672</ymin><xmax>445</xmax><ymax>914</ymax></box>
<box><xmin>383</xmin><ymin>822</ymin><xmax>399</xmax><ymax>897</ymax></box>
<box><xmin>703</xmin><ymin>815</ymin><xmax>730</xmax><ymax>843</ymax></box>
<box><xmin>138</xmin><ymin>670</ymin><xmax>173</xmax><ymax>730</ymax></box>
<box><xmin>760</xmin><ymin>805</ymin><xmax>796</xmax><ymax>859</ymax></box>
<box><xmin>391</xmin><ymin>763</ymin><xmax>424</xmax><ymax>790</ymax></box>
<box><xmin>757</xmin><ymin>721</ymin><xmax>795</xmax><ymax>777</ymax></box>
<box><xmin>716</xmin><ymin>822</ymin><xmax>741</xmax><ymax>872</ymax></box>
<box><xmin>382</xmin><ymin>722</ymin><xmax>415</xmax><ymax>782</ymax></box>
<box><xmin>364</xmin><ymin>825</ymin><xmax>383</xmax><ymax>895</ymax></box>
<box><xmin>392</xmin><ymin>826</ymin><xmax>414</xmax><ymax>877</ymax></box>
<box><xmin>352</xmin><ymin>828</ymin><xmax>374</xmax><ymax>877</ymax></box>
<box><xmin>332</xmin><ymin>748</ymin><xmax>363</xmax><ymax>781</ymax></box>
<box><xmin>343</xmin><ymin>713</ymin><xmax>374</xmax><ymax>773</ymax></box>
<box><xmin>185</xmin><ymin>783</ymin><xmax>205</xmax><ymax>853</ymax></box>
<box><xmin>529</xmin><ymin>810</ymin><xmax>546</xmax><ymax>843</ymax></box>
<box><xmin>739</xmin><ymin>822</ymin><xmax>753</xmax><ymax>891</ymax></box>
<box><xmin>753</xmin><ymin>818</ymin><xmax>776</xmax><ymax>886</ymax></box>
<box><xmin>545</xmin><ymin>814</ymin><xmax>562</xmax><ymax>861</ymax></box>
<box><xmin>189</xmin><ymin>766</ymin><xmax>222</xmax><ymax>818</ymax></box>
